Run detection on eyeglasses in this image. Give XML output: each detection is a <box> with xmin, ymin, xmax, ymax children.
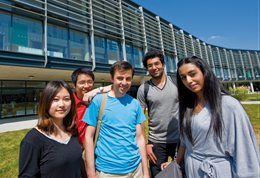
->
<box><xmin>77</xmin><ymin>80</ymin><xmax>94</xmax><ymax>85</ymax></box>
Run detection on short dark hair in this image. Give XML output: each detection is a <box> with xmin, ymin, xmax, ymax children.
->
<box><xmin>71</xmin><ymin>68</ymin><xmax>95</xmax><ymax>86</ymax></box>
<box><xmin>142</xmin><ymin>50</ymin><xmax>164</xmax><ymax>68</ymax></box>
<box><xmin>37</xmin><ymin>81</ymin><xmax>77</xmax><ymax>134</ymax></box>
<box><xmin>110</xmin><ymin>61</ymin><xmax>135</xmax><ymax>78</ymax></box>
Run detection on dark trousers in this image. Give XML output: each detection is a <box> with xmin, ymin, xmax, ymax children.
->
<box><xmin>149</xmin><ymin>142</ymin><xmax>178</xmax><ymax>178</ymax></box>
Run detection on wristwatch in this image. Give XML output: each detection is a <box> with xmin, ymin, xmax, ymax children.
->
<box><xmin>98</xmin><ymin>86</ymin><xmax>104</xmax><ymax>93</ymax></box>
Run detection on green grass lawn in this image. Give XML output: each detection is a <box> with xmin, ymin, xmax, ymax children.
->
<box><xmin>0</xmin><ymin>129</ymin><xmax>29</xmax><ymax>178</ymax></box>
<box><xmin>243</xmin><ymin>105</ymin><xmax>260</xmax><ymax>138</ymax></box>
<box><xmin>0</xmin><ymin>104</ymin><xmax>259</xmax><ymax>178</ymax></box>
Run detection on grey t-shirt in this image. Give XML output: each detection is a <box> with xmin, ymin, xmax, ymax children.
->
<box><xmin>137</xmin><ymin>76</ymin><xmax>179</xmax><ymax>143</ymax></box>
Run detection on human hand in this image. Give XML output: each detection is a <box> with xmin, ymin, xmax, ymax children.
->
<box><xmin>88</xmin><ymin>176</ymin><xmax>97</xmax><ymax>178</ymax></box>
<box><xmin>146</xmin><ymin>144</ymin><xmax>157</xmax><ymax>164</ymax></box>
<box><xmin>82</xmin><ymin>90</ymin><xmax>97</xmax><ymax>105</ymax></box>
<box><xmin>143</xmin><ymin>174</ymin><xmax>150</xmax><ymax>178</ymax></box>
<box><xmin>87</xmin><ymin>172</ymin><xmax>97</xmax><ymax>178</ymax></box>
<box><xmin>161</xmin><ymin>161</ymin><xmax>171</xmax><ymax>170</ymax></box>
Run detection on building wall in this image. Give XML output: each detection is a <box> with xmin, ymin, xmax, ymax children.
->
<box><xmin>0</xmin><ymin>0</ymin><xmax>259</xmax><ymax>119</ymax></box>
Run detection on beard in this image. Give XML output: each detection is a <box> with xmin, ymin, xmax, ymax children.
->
<box><xmin>150</xmin><ymin>70</ymin><xmax>164</xmax><ymax>79</ymax></box>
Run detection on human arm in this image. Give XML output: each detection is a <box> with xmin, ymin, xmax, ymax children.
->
<box><xmin>19</xmin><ymin>133</ymin><xmax>40</xmax><ymax>177</ymax></box>
<box><xmin>84</xmin><ymin>125</ymin><xmax>97</xmax><ymax>178</ymax></box>
<box><xmin>137</xmin><ymin>85</ymin><xmax>157</xmax><ymax>164</ymax></box>
<box><xmin>160</xmin><ymin>144</ymin><xmax>185</xmax><ymax>170</ymax></box>
<box><xmin>223</xmin><ymin>97</ymin><xmax>260</xmax><ymax>177</ymax></box>
<box><xmin>136</xmin><ymin>123</ymin><xmax>150</xmax><ymax>178</ymax></box>
<box><xmin>82</xmin><ymin>85</ymin><xmax>111</xmax><ymax>105</ymax></box>
<box><xmin>176</xmin><ymin>144</ymin><xmax>185</xmax><ymax>165</ymax></box>
<box><xmin>141</xmin><ymin>107</ymin><xmax>157</xmax><ymax>164</ymax></box>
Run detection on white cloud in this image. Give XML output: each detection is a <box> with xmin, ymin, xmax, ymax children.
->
<box><xmin>208</xmin><ymin>35</ymin><xmax>222</xmax><ymax>40</ymax></box>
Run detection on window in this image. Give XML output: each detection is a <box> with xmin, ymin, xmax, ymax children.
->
<box><xmin>0</xmin><ymin>12</ymin><xmax>10</xmax><ymax>50</ymax></box>
<box><xmin>69</xmin><ymin>30</ymin><xmax>90</xmax><ymax>61</ymax></box>
<box><xmin>95</xmin><ymin>36</ymin><xmax>107</xmax><ymax>63</ymax></box>
<box><xmin>12</xmin><ymin>15</ymin><xmax>43</xmax><ymax>55</ymax></box>
<box><xmin>1</xmin><ymin>81</ymin><xmax>26</xmax><ymax>118</ymax></box>
<box><xmin>223</xmin><ymin>68</ymin><xmax>230</xmax><ymax>80</ymax></box>
<box><xmin>107</xmin><ymin>39</ymin><xmax>120</xmax><ymax>64</ymax></box>
<box><xmin>126</xmin><ymin>44</ymin><xmax>143</xmax><ymax>68</ymax></box>
<box><xmin>165</xmin><ymin>54</ymin><xmax>176</xmax><ymax>72</ymax></box>
<box><xmin>215</xmin><ymin>68</ymin><xmax>222</xmax><ymax>78</ymax></box>
<box><xmin>47</xmin><ymin>24</ymin><xmax>68</xmax><ymax>58</ymax></box>
<box><xmin>0</xmin><ymin>81</ymin><xmax>46</xmax><ymax>118</ymax></box>
<box><xmin>94</xmin><ymin>36</ymin><xmax>121</xmax><ymax>64</ymax></box>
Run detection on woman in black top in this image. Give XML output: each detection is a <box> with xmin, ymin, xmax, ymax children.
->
<box><xmin>19</xmin><ymin>81</ymin><xmax>82</xmax><ymax>178</ymax></box>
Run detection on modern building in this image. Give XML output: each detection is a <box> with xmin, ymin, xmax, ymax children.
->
<box><xmin>0</xmin><ymin>0</ymin><xmax>259</xmax><ymax>120</ymax></box>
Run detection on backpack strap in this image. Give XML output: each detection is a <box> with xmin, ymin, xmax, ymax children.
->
<box><xmin>144</xmin><ymin>80</ymin><xmax>150</xmax><ymax>116</ymax></box>
<box><xmin>94</xmin><ymin>93</ymin><xmax>107</xmax><ymax>148</ymax></box>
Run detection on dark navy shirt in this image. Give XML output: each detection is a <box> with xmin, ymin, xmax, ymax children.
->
<box><xmin>19</xmin><ymin>128</ymin><xmax>82</xmax><ymax>178</ymax></box>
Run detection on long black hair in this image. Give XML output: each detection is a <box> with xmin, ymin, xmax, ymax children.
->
<box><xmin>177</xmin><ymin>56</ymin><xmax>228</xmax><ymax>143</ymax></box>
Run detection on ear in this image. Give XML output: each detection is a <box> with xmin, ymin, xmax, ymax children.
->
<box><xmin>110</xmin><ymin>75</ymin><xmax>114</xmax><ymax>83</ymax></box>
<box><xmin>162</xmin><ymin>62</ymin><xmax>166</xmax><ymax>68</ymax></box>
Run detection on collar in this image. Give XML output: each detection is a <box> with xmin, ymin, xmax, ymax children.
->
<box><xmin>73</xmin><ymin>93</ymin><xmax>84</xmax><ymax>105</ymax></box>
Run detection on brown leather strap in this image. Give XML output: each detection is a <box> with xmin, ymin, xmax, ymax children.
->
<box><xmin>94</xmin><ymin>93</ymin><xmax>107</xmax><ymax>148</ymax></box>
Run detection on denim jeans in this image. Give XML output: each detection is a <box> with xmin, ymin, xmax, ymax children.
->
<box><xmin>149</xmin><ymin>142</ymin><xmax>178</xmax><ymax>178</ymax></box>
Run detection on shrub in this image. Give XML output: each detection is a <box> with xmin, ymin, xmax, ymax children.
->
<box><xmin>229</xmin><ymin>86</ymin><xmax>248</xmax><ymax>101</ymax></box>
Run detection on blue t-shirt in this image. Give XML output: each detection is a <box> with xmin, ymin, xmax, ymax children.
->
<box><xmin>82</xmin><ymin>93</ymin><xmax>146</xmax><ymax>174</ymax></box>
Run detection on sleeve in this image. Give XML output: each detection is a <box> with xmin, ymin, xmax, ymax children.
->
<box><xmin>136</xmin><ymin>101</ymin><xmax>146</xmax><ymax>124</ymax></box>
<box><xmin>82</xmin><ymin>95</ymin><xmax>101</xmax><ymax>127</ymax></box>
<box><xmin>19</xmin><ymin>137</ymin><xmax>41</xmax><ymax>177</ymax></box>
<box><xmin>223</xmin><ymin>98</ymin><xmax>260</xmax><ymax>178</ymax></box>
<box><xmin>136</xmin><ymin>84</ymin><xmax>147</xmax><ymax>108</ymax></box>
<box><xmin>77</xmin><ymin>119</ymin><xmax>87</xmax><ymax>145</ymax></box>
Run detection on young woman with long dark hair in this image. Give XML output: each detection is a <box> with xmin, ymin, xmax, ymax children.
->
<box><xmin>19</xmin><ymin>81</ymin><xmax>82</xmax><ymax>178</ymax></box>
<box><xmin>162</xmin><ymin>56</ymin><xmax>259</xmax><ymax>178</ymax></box>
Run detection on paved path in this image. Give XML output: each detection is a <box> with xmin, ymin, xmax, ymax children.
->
<box><xmin>0</xmin><ymin>115</ymin><xmax>37</xmax><ymax>133</ymax></box>
<box><xmin>240</xmin><ymin>101</ymin><xmax>260</xmax><ymax>104</ymax></box>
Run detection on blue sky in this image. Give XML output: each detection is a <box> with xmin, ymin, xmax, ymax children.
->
<box><xmin>132</xmin><ymin>0</ymin><xmax>260</xmax><ymax>50</ymax></box>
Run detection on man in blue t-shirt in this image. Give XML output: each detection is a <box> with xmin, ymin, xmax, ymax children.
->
<box><xmin>83</xmin><ymin>61</ymin><xmax>150</xmax><ymax>178</ymax></box>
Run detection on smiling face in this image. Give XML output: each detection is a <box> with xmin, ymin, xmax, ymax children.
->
<box><xmin>111</xmin><ymin>69</ymin><xmax>133</xmax><ymax>97</ymax></box>
<box><xmin>146</xmin><ymin>57</ymin><xmax>165</xmax><ymax>79</ymax></box>
<box><xmin>178</xmin><ymin>63</ymin><xmax>205</xmax><ymax>97</ymax></box>
<box><xmin>75</xmin><ymin>74</ymin><xmax>94</xmax><ymax>99</ymax></box>
<box><xmin>48</xmin><ymin>87</ymin><xmax>72</xmax><ymax>121</ymax></box>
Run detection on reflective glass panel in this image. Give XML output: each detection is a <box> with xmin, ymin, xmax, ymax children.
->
<box><xmin>69</xmin><ymin>30</ymin><xmax>90</xmax><ymax>61</ymax></box>
<box><xmin>126</xmin><ymin>44</ymin><xmax>143</xmax><ymax>68</ymax></box>
<box><xmin>47</xmin><ymin>24</ymin><xmax>68</xmax><ymax>58</ymax></box>
<box><xmin>12</xmin><ymin>15</ymin><xmax>43</xmax><ymax>55</ymax></box>
<box><xmin>1</xmin><ymin>87</ymin><xmax>26</xmax><ymax>118</ymax></box>
<box><xmin>0</xmin><ymin>12</ymin><xmax>10</xmax><ymax>50</ymax></box>
<box><xmin>26</xmin><ymin>88</ymin><xmax>41</xmax><ymax>115</ymax></box>
<box><xmin>95</xmin><ymin>36</ymin><xmax>107</xmax><ymax>63</ymax></box>
<box><xmin>107</xmin><ymin>39</ymin><xmax>120</xmax><ymax>64</ymax></box>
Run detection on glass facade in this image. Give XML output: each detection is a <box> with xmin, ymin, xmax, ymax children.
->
<box><xmin>47</xmin><ymin>24</ymin><xmax>68</xmax><ymax>58</ymax></box>
<box><xmin>94</xmin><ymin>36</ymin><xmax>122</xmax><ymax>64</ymax></box>
<box><xmin>0</xmin><ymin>81</ymin><xmax>46</xmax><ymax>118</ymax></box>
<box><xmin>12</xmin><ymin>15</ymin><xmax>43</xmax><ymax>55</ymax></box>
<box><xmin>0</xmin><ymin>80</ymin><xmax>110</xmax><ymax>119</ymax></box>
<box><xmin>0</xmin><ymin>13</ymin><xmax>43</xmax><ymax>55</ymax></box>
<box><xmin>0</xmin><ymin>0</ymin><xmax>259</xmax><ymax>120</ymax></box>
<box><xmin>126</xmin><ymin>44</ymin><xmax>143</xmax><ymax>68</ymax></box>
<box><xmin>165</xmin><ymin>54</ymin><xmax>176</xmax><ymax>72</ymax></box>
<box><xmin>0</xmin><ymin>12</ymin><xmax>10</xmax><ymax>51</ymax></box>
